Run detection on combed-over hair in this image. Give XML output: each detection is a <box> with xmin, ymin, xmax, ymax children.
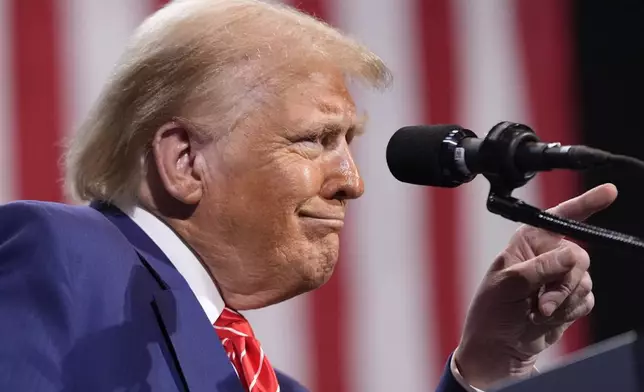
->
<box><xmin>64</xmin><ymin>0</ymin><xmax>391</xmax><ymax>204</ymax></box>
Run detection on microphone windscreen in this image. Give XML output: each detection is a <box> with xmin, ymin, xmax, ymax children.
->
<box><xmin>386</xmin><ymin>124</ymin><xmax>463</xmax><ymax>187</ymax></box>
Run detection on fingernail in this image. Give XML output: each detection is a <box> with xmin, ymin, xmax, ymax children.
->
<box><xmin>541</xmin><ymin>302</ymin><xmax>557</xmax><ymax>317</ymax></box>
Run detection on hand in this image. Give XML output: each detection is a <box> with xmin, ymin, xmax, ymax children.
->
<box><xmin>454</xmin><ymin>183</ymin><xmax>618</xmax><ymax>389</ymax></box>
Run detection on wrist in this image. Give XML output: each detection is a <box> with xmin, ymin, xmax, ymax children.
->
<box><xmin>454</xmin><ymin>341</ymin><xmax>537</xmax><ymax>389</ymax></box>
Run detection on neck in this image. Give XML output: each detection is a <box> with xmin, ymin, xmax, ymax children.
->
<box><xmin>168</xmin><ymin>216</ymin><xmax>301</xmax><ymax>310</ymax></box>
<box><xmin>137</xmin><ymin>185</ymin><xmax>303</xmax><ymax>310</ymax></box>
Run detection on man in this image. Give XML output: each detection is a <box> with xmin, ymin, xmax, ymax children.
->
<box><xmin>0</xmin><ymin>0</ymin><xmax>616</xmax><ymax>391</ymax></box>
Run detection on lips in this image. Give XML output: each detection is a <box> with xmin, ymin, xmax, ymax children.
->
<box><xmin>298</xmin><ymin>210</ymin><xmax>345</xmax><ymax>221</ymax></box>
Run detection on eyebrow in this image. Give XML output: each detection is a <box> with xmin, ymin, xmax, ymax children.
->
<box><xmin>309</xmin><ymin>112</ymin><xmax>368</xmax><ymax>137</ymax></box>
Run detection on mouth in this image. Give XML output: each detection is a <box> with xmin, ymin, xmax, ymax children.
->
<box><xmin>298</xmin><ymin>210</ymin><xmax>345</xmax><ymax>228</ymax></box>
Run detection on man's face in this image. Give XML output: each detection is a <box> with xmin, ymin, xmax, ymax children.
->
<box><xmin>193</xmin><ymin>71</ymin><xmax>364</xmax><ymax>305</ymax></box>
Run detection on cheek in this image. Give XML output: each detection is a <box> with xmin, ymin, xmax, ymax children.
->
<box><xmin>297</xmin><ymin>165</ymin><xmax>321</xmax><ymax>193</ymax></box>
<box><xmin>205</xmin><ymin>150</ymin><xmax>325</xmax><ymax>229</ymax></box>
<box><xmin>271</xmin><ymin>160</ymin><xmax>324</xmax><ymax>202</ymax></box>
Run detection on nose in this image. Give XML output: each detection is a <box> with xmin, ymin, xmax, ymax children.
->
<box><xmin>320</xmin><ymin>142</ymin><xmax>364</xmax><ymax>201</ymax></box>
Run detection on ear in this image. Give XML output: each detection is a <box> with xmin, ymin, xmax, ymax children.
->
<box><xmin>151</xmin><ymin>121</ymin><xmax>204</xmax><ymax>205</ymax></box>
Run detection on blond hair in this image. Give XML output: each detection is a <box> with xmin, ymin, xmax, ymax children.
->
<box><xmin>64</xmin><ymin>0</ymin><xmax>391</xmax><ymax>204</ymax></box>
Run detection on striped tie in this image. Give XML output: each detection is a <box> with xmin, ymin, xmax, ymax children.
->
<box><xmin>214</xmin><ymin>307</ymin><xmax>280</xmax><ymax>392</ymax></box>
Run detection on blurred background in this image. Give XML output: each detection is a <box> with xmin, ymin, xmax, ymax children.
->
<box><xmin>0</xmin><ymin>0</ymin><xmax>642</xmax><ymax>390</ymax></box>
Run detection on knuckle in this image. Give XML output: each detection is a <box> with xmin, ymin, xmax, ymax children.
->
<box><xmin>570</xmin><ymin>293</ymin><xmax>595</xmax><ymax>321</ymax></box>
<box><xmin>559</xmin><ymin>303</ymin><xmax>587</xmax><ymax>323</ymax></box>
<box><xmin>572</xmin><ymin>244</ymin><xmax>590</xmax><ymax>271</ymax></box>
<box><xmin>534</xmin><ymin>257</ymin><xmax>549</xmax><ymax>281</ymax></box>
<box><xmin>569</xmin><ymin>275</ymin><xmax>591</xmax><ymax>297</ymax></box>
<box><xmin>586</xmin><ymin>292</ymin><xmax>596</xmax><ymax>313</ymax></box>
<box><xmin>578</xmin><ymin>273</ymin><xmax>593</xmax><ymax>296</ymax></box>
<box><xmin>560</xmin><ymin>279</ymin><xmax>576</xmax><ymax>297</ymax></box>
<box><xmin>560</xmin><ymin>241</ymin><xmax>590</xmax><ymax>271</ymax></box>
<box><xmin>552</xmin><ymin>292</ymin><xmax>595</xmax><ymax>323</ymax></box>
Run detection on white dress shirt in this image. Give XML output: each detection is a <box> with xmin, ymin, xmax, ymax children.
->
<box><xmin>118</xmin><ymin>204</ymin><xmax>225</xmax><ymax>325</ymax></box>
<box><xmin>451</xmin><ymin>356</ymin><xmax>483</xmax><ymax>391</ymax></box>
<box><xmin>120</xmin><ymin>204</ymin><xmax>481</xmax><ymax>391</ymax></box>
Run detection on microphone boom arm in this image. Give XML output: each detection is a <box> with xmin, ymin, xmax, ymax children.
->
<box><xmin>486</xmin><ymin>191</ymin><xmax>644</xmax><ymax>253</ymax></box>
<box><xmin>477</xmin><ymin>121</ymin><xmax>644</xmax><ymax>253</ymax></box>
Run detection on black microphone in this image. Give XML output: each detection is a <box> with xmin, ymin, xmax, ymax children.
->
<box><xmin>386</xmin><ymin>121</ymin><xmax>614</xmax><ymax>188</ymax></box>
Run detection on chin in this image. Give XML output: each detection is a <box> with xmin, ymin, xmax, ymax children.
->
<box><xmin>263</xmin><ymin>267</ymin><xmax>334</xmax><ymax>308</ymax></box>
<box><xmin>275</xmin><ymin>237</ymin><xmax>340</xmax><ymax>297</ymax></box>
<box><xmin>300</xmin><ymin>251</ymin><xmax>339</xmax><ymax>291</ymax></box>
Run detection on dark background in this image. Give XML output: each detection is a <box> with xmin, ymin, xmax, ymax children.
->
<box><xmin>575</xmin><ymin>0</ymin><xmax>644</xmax><ymax>341</ymax></box>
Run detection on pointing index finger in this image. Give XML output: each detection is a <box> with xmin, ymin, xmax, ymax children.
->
<box><xmin>546</xmin><ymin>183</ymin><xmax>617</xmax><ymax>222</ymax></box>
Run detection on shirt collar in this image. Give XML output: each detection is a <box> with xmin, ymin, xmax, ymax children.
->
<box><xmin>116</xmin><ymin>204</ymin><xmax>225</xmax><ymax>324</ymax></box>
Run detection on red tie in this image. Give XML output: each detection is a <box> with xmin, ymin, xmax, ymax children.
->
<box><xmin>214</xmin><ymin>307</ymin><xmax>280</xmax><ymax>392</ymax></box>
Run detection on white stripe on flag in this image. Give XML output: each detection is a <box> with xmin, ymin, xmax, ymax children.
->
<box><xmin>245</xmin><ymin>295</ymin><xmax>312</xmax><ymax>386</ymax></box>
<box><xmin>455</xmin><ymin>0</ymin><xmax>536</xmax><ymax>308</ymax></box>
<box><xmin>0</xmin><ymin>0</ymin><xmax>14</xmax><ymax>203</ymax></box>
<box><xmin>454</xmin><ymin>0</ymin><xmax>564</xmax><ymax>367</ymax></box>
<box><xmin>61</xmin><ymin>0</ymin><xmax>149</xmax><ymax>138</ymax></box>
<box><xmin>334</xmin><ymin>0</ymin><xmax>438</xmax><ymax>390</ymax></box>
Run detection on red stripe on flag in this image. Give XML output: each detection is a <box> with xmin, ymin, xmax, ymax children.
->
<box><xmin>416</xmin><ymin>0</ymin><xmax>464</xmax><ymax>371</ymax></box>
<box><xmin>11</xmin><ymin>0</ymin><xmax>63</xmax><ymax>201</ymax></box>
<box><xmin>293</xmin><ymin>3</ymin><xmax>347</xmax><ymax>391</ymax></box>
<box><xmin>515</xmin><ymin>0</ymin><xmax>586</xmax><ymax>353</ymax></box>
<box><xmin>308</xmin><ymin>238</ymin><xmax>348</xmax><ymax>392</ymax></box>
<box><xmin>152</xmin><ymin>0</ymin><xmax>168</xmax><ymax>11</ymax></box>
<box><xmin>292</xmin><ymin>0</ymin><xmax>327</xmax><ymax>20</ymax></box>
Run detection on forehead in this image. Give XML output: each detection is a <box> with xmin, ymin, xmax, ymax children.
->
<box><xmin>282</xmin><ymin>71</ymin><xmax>358</xmax><ymax>127</ymax></box>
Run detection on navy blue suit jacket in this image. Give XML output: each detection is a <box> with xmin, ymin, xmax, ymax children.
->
<box><xmin>0</xmin><ymin>200</ymin><xmax>466</xmax><ymax>391</ymax></box>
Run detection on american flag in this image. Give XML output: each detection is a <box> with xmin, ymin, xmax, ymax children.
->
<box><xmin>0</xmin><ymin>0</ymin><xmax>583</xmax><ymax>390</ymax></box>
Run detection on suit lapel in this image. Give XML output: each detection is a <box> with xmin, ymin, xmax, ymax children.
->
<box><xmin>153</xmin><ymin>289</ymin><xmax>244</xmax><ymax>392</ymax></box>
<box><xmin>92</xmin><ymin>202</ymin><xmax>244</xmax><ymax>392</ymax></box>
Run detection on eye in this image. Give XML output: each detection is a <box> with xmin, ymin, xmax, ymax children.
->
<box><xmin>292</xmin><ymin>134</ymin><xmax>322</xmax><ymax>150</ymax></box>
<box><xmin>291</xmin><ymin>126</ymin><xmax>344</xmax><ymax>149</ymax></box>
<box><xmin>320</xmin><ymin>127</ymin><xmax>343</xmax><ymax>147</ymax></box>
<box><xmin>299</xmin><ymin>134</ymin><xmax>321</xmax><ymax>144</ymax></box>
